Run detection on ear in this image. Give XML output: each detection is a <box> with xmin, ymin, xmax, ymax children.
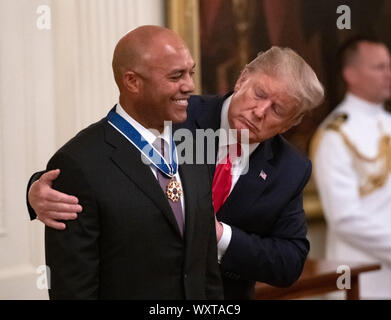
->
<box><xmin>342</xmin><ymin>66</ymin><xmax>357</xmax><ymax>86</ymax></box>
<box><xmin>234</xmin><ymin>69</ymin><xmax>249</xmax><ymax>91</ymax></box>
<box><xmin>123</xmin><ymin>71</ymin><xmax>141</xmax><ymax>93</ymax></box>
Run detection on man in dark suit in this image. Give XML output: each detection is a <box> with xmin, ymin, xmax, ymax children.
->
<box><xmin>176</xmin><ymin>47</ymin><xmax>324</xmax><ymax>299</ymax></box>
<box><xmin>29</xmin><ymin>25</ymin><xmax>223</xmax><ymax>299</ymax></box>
<box><xmin>27</xmin><ymin>46</ymin><xmax>324</xmax><ymax>299</ymax></box>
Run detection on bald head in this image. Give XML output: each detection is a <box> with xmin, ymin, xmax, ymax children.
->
<box><xmin>112</xmin><ymin>25</ymin><xmax>188</xmax><ymax>90</ymax></box>
<box><xmin>111</xmin><ymin>25</ymin><xmax>195</xmax><ymax>131</ymax></box>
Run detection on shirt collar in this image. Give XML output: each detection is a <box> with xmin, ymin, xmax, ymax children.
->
<box><xmin>116</xmin><ymin>103</ymin><xmax>171</xmax><ymax>145</ymax></box>
<box><xmin>345</xmin><ymin>92</ymin><xmax>385</xmax><ymax>116</ymax></box>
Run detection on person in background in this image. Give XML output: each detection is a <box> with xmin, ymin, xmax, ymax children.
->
<box><xmin>311</xmin><ymin>36</ymin><xmax>391</xmax><ymax>299</ymax></box>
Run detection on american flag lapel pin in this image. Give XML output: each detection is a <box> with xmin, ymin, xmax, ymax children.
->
<box><xmin>259</xmin><ymin>170</ymin><xmax>267</xmax><ymax>180</ymax></box>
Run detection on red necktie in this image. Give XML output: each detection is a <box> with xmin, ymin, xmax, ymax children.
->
<box><xmin>212</xmin><ymin>144</ymin><xmax>241</xmax><ymax>213</ymax></box>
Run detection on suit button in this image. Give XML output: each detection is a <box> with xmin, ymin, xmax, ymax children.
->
<box><xmin>184</xmin><ymin>273</ymin><xmax>188</xmax><ymax>279</ymax></box>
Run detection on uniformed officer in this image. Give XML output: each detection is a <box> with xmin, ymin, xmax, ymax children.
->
<box><xmin>311</xmin><ymin>36</ymin><xmax>391</xmax><ymax>298</ymax></box>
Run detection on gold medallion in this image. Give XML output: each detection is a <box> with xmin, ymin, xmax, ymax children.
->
<box><xmin>166</xmin><ymin>177</ymin><xmax>182</xmax><ymax>202</ymax></box>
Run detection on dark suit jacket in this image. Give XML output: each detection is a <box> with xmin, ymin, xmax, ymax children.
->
<box><xmin>43</xmin><ymin>114</ymin><xmax>223</xmax><ymax>299</ymax></box>
<box><xmin>176</xmin><ymin>94</ymin><xmax>311</xmax><ymax>299</ymax></box>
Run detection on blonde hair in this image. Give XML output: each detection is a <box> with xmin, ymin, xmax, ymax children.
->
<box><xmin>245</xmin><ymin>47</ymin><xmax>325</xmax><ymax>114</ymax></box>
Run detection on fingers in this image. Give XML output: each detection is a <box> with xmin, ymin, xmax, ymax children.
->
<box><xmin>39</xmin><ymin>169</ymin><xmax>61</xmax><ymax>185</ymax></box>
<box><xmin>39</xmin><ymin>217</ymin><xmax>67</xmax><ymax>230</ymax></box>
<box><xmin>30</xmin><ymin>179</ymin><xmax>79</xmax><ymax>206</ymax></box>
<box><xmin>46</xmin><ymin>211</ymin><xmax>78</xmax><ymax>221</ymax></box>
<box><xmin>37</xmin><ymin>210</ymin><xmax>78</xmax><ymax>223</ymax></box>
<box><xmin>38</xmin><ymin>199</ymin><xmax>82</xmax><ymax>213</ymax></box>
<box><xmin>29</xmin><ymin>170</ymin><xmax>79</xmax><ymax>214</ymax></box>
<box><xmin>30</xmin><ymin>191</ymin><xmax>83</xmax><ymax>215</ymax></box>
<box><xmin>46</xmin><ymin>189</ymin><xmax>79</xmax><ymax>204</ymax></box>
<box><xmin>38</xmin><ymin>169</ymin><xmax>80</xmax><ymax>204</ymax></box>
<box><xmin>36</xmin><ymin>211</ymin><xmax>79</xmax><ymax>230</ymax></box>
<box><xmin>34</xmin><ymin>202</ymin><xmax>81</xmax><ymax>225</ymax></box>
<box><xmin>29</xmin><ymin>169</ymin><xmax>83</xmax><ymax>230</ymax></box>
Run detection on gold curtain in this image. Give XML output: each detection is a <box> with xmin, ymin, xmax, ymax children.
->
<box><xmin>165</xmin><ymin>0</ymin><xmax>201</xmax><ymax>94</ymax></box>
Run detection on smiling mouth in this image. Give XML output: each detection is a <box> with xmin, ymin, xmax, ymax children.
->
<box><xmin>172</xmin><ymin>98</ymin><xmax>189</xmax><ymax>106</ymax></box>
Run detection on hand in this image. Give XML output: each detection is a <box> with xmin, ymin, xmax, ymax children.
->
<box><xmin>28</xmin><ymin>169</ymin><xmax>82</xmax><ymax>230</ymax></box>
<box><xmin>215</xmin><ymin>216</ymin><xmax>223</xmax><ymax>242</ymax></box>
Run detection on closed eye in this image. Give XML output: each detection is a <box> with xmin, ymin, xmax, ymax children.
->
<box><xmin>170</xmin><ymin>69</ymin><xmax>195</xmax><ymax>81</ymax></box>
<box><xmin>255</xmin><ymin>89</ymin><xmax>267</xmax><ymax>99</ymax></box>
<box><xmin>272</xmin><ymin>104</ymin><xmax>281</xmax><ymax>115</ymax></box>
<box><xmin>170</xmin><ymin>72</ymin><xmax>183</xmax><ymax>80</ymax></box>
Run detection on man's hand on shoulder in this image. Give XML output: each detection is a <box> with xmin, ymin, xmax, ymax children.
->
<box><xmin>28</xmin><ymin>169</ymin><xmax>82</xmax><ymax>230</ymax></box>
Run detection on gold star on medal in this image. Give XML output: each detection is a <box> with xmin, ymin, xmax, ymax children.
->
<box><xmin>166</xmin><ymin>178</ymin><xmax>182</xmax><ymax>202</ymax></box>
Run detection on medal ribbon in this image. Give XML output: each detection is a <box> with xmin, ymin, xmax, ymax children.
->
<box><xmin>107</xmin><ymin>107</ymin><xmax>178</xmax><ymax>178</ymax></box>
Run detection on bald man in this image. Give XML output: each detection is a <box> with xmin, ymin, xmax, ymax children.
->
<box><xmin>36</xmin><ymin>26</ymin><xmax>223</xmax><ymax>299</ymax></box>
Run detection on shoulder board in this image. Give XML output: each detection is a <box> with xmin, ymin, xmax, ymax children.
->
<box><xmin>326</xmin><ymin>113</ymin><xmax>348</xmax><ymax>131</ymax></box>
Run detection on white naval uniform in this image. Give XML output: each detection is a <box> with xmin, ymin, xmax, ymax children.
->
<box><xmin>312</xmin><ymin>93</ymin><xmax>391</xmax><ymax>299</ymax></box>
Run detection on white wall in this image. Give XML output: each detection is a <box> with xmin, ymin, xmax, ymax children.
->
<box><xmin>0</xmin><ymin>0</ymin><xmax>164</xmax><ymax>299</ymax></box>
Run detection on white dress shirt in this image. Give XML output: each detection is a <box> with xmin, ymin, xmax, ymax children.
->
<box><xmin>216</xmin><ymin>95</ymin><xmax>260</xmax><ymax>262</ymax></box>
<box><xmin>113</xmin><ymin>103</ymin><xmax>185</xmax><ymax>217</ymax></box>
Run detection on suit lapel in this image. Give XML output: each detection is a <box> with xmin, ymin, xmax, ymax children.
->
<box><xmin>104</xmin><ymin>121</ymin><xmax>183</xmax><ymax>237</ymax></box>
<box><xmin>217</xmin><ymin>139</ymin><xmax>274</xmax><ymax>221</ymax></box>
